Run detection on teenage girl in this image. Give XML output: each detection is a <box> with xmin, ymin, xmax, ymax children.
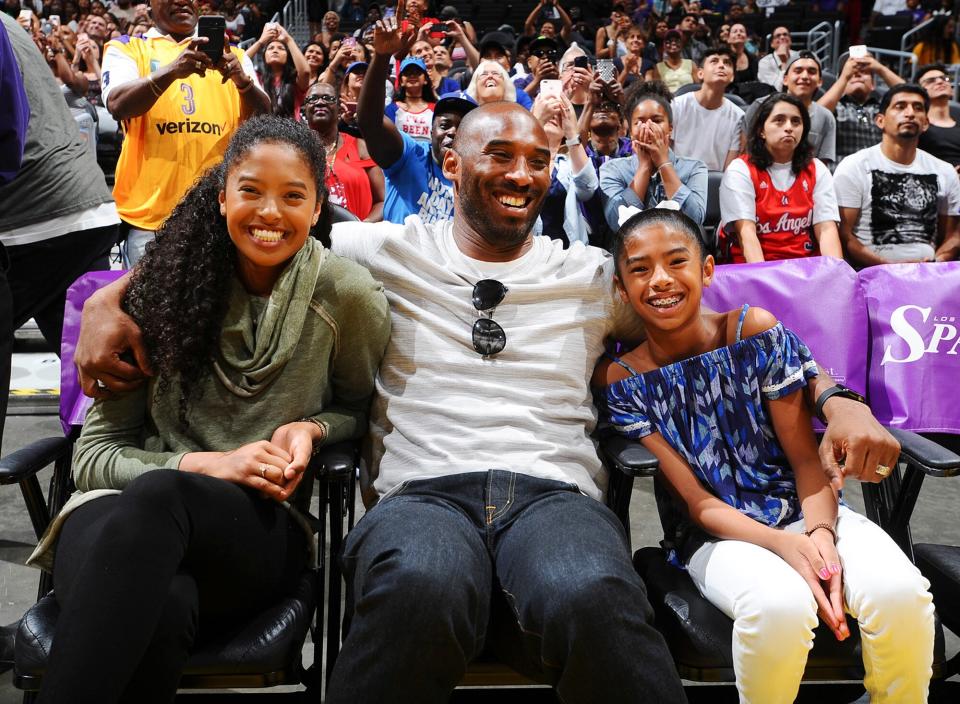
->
<box><xmin>594</xmin><ymin>206</ymin><xmax>935</xmax><ymax>704</ymax></box>
<box><xmin>719</xmin><ymin>93</ymin><xmax>842</xmax><ymax>263</ymax></box>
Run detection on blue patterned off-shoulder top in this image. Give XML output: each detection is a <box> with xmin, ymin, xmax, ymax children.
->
<box><xmin>599</xmin><ymin>305</ymin><xmax>820</xmax><ymax>568</ymax></box>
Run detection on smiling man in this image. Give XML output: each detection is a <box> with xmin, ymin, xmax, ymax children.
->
<box><xmin>320</xmin><ymin>98</ymin><xmax>688</xmax><ymax>704</ymax></box>
<box><xmin>74</xmin><ymin>25</ymin><xmax>910</xmax><ymax>704</ymax></box>
<box><xmin>357</xmin><ymin>14</ymin><xmax>476</xmax><ymax>223</ymax></box>
<box><xmin>101</xmin><ymin>0</ymin><xmax>269</xmax><ymax>266</ymax></box>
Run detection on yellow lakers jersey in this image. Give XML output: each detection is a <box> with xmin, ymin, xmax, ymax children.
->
<box><xmin>107</xmin><ymin>35</ymin><xmax>248</xmax><ymax>231</ymax></box>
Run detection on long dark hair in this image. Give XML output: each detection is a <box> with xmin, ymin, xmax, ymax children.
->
<box><xmin>395</xmin><ymin>69</ymin><xmax>439</xmax><ymax>103</ymax></box>
<box><xmin>257</xmin><ymin>40</ymin><xmax>300</xmax><ymax>119</ymax></box>
<box><xmin>747</xmin><ymin>93</ymin><xmax>812</xmax><ymax>175</ymax></box>
<box><xmin>123</xmin><ymin>116</ymin><xmax>332</xmax><ymax>426</ymax></box>
<box><xmin>922</xmin><ymin>15</ymin><xmax>958</xmax><ymax>64</ymax></box>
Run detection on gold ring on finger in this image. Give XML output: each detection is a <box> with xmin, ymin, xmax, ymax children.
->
<box><xmin>259</xmin><ymin>463</ymin><xmax>268</xmax><ymax>478</ymax></box>
<box><xmin>876</xmin><ymin>464</ymin><xmax>892</xmax><ymax>478</ymax></box>
<box><xmin>195</xmin><ymin>60</ymin><xmax>203</xmax><ymax>70</ymax></box>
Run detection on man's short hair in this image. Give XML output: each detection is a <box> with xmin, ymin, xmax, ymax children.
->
<box><xmin>915</xmin><ymin>63</ymin><xmax>949</xmax><ymax>84</ymax></box>
<box><xmin>699</xmin><ymin>46</ymin><xmax>735</xmax><ymax>68</ymax></box>
<box><xmin>785</xmin><ymin>50</ymin><xmax>821</xmax><ymax>77</ymax></box>
<box><xmin>681</xmin><ymin>13</ymin><xmax>698</xmax><ymax>25</ymax></box>
<box><xmin>879</xmin><ymin>83</ymin><xmax>931</xmax><ymax>114</ymax></box>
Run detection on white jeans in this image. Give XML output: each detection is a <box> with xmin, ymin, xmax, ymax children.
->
<box><xmin>122</xmin><ymin>227</ymin><xmax>154</xmax><ymax>269</ymax></box>
<box><xmin>686</xmin><ymin>506</ymin><xmax>935</xmax><ymax>704</ymax></box>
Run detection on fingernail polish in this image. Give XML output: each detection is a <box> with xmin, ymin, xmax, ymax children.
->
<box><xmin>830</xmin><ymin>563</ymin><xmax>841</xmax><ymax>574</ymax></box>
<box><xmin>819</xmin><ymin>567</ymin><xmax>831</xmax><ymax>580</ymax></box>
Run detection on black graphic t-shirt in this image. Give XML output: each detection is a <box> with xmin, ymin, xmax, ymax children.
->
<box><xmin>870</xmin><ymin>171</ymin><xmax>939</xmax><ymax>247</ymax></box>
<box><xmin>834</xmin><ymin>144</ymin><xmax>960</xmax><ymax>262</ymax></box>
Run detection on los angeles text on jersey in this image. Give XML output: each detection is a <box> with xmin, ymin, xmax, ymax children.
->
<box><xmin>155</xmin><ymin>119</ymin><xmax>225</xmax><ymax>136</ymax></box>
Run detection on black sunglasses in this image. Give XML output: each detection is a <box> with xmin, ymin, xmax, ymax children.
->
<box><xmin>304</xmin><ymin>93</ymin><xmax>338</xmax><ymax>105</ymax></box>
<box><xmin>471</xmin><ymin>279</ymin><xmax>508</xmax><ymax>358</ymax></box>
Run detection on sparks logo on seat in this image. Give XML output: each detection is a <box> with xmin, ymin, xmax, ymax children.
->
<box><xmin>881</xmin><ymin>305</ymin><xmax>960</xmax><ymax>365</ymax></box>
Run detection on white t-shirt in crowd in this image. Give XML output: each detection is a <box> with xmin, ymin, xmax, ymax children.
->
<box><xmin>670</xmin><ymin>92</ymin><xmax>744</xmax><ymax>172</ymax></box>
<box><xmin>719</xmin><ymin>158</ymin><xmax>839</xmax><ymax>225</ymax></box>
<box><xmin>873</xmin><ymin>0</ymin><xmax>908</xmax><ymax>15</ymax></box>
<box><xmin>331</xmin><ymin>216</ymin><xmax>639</xmax><ymax>503</ymax></box>
<box><xmin>833</xmin><ymin>144</ymin><xmax>960</xmax><ymax>261</ymax></box>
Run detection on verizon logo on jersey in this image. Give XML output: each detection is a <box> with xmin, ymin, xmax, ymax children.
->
<box><xmin>155</xmin><ymin>119</ymin><xmax>224</xmax><ymax>136</ymax></box>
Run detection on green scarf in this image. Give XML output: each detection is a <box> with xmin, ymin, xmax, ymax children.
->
<box><xmin>213</xmin><ymin>238</ymin><xmax>327</xmax><ymax>398</ymax></box>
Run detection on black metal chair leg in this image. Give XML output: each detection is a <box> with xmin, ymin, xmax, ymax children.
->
<box><xmin>18</xmin><ymin>475</ymin><xmax>50</xmax><ymax>542</ymax></box>
<box><xmin>325</xmin><ymin>478</ymin><xmax>346</xmax><ymax>681</ymax></box>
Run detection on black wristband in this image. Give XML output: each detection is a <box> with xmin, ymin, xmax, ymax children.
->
<box><xmin>815</xmin><ymin>384</ymin><xmax>867</xmax><ymax>424</ymax></box>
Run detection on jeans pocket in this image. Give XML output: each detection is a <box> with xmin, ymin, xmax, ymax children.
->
<box><xmin>378</xmin><ymin>479</ymin><xmax>412</xmax><ymax>502</ymax></box>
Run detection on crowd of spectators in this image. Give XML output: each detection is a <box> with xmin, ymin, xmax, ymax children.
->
<box><xmin>6</xmin><ymin>0</ymin><xmax>960</xmax><ymax>271</ymax></box>
<box><xmin>2</xmin><ymin>3</ymin><xmax>956</xmax><ymax>700</ymax></box>
<box><xmin>4</xmin><ymin>0</ymin><xmax>960</xmax><ymax>426</ymax></box>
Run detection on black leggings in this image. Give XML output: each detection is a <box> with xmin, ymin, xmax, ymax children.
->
<box><xmin>39</xmin><ymin>470</ymin><xmax>308</xmax><ymax>704</ymax></box>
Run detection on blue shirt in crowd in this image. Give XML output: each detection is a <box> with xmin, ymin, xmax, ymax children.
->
<box><xmin>382</xmin><ymin>131</ymin><xmax>453</xmax><ymax>224</ymax></box>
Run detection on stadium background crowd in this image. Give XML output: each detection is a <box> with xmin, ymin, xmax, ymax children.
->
<box><xmin>5</xmin><ymin>0</ymin><xmax>960</xmax><ymax>462</ymax></box>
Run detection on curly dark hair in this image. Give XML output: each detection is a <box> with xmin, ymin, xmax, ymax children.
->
<box><xmin>123</xmin><ymin>116</ymin><xmax>332</xmax><ymax>427</ymax></box>
<box><xmin>746</xmin><ymin>93</ymin><xmax>812</xmax><ymax>175</ymax></box>
<box><xmin>624</xmin><ymin>80</ymin><xmax>674</xmax><ymax>126</ymax></box>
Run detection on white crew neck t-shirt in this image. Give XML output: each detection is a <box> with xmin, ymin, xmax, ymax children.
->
<box><xmin>671</xmin><ymin>92</ymin><xmax>744</xmax><ymax>172</ymax></box>
<box><xmin>332</xmin><ymin>216</ymin><xmax>633</xmax><ymax>503</ymax></box>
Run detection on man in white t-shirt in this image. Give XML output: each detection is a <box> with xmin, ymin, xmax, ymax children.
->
<box><xmin>74</xmin><ymin>103</ymin><xmax>905</xmax><ymax>704</ymax></box>
<box><xmin>671</xmin><ymin>47</ymin><xmax>744</xmax><ymax>171</ymax></box>
<box><xmin>756</xmin><ymin>26</ymin><xmax>798</xmax><ymax>91</ymax></box>
<box><xmin>834</xmin><ymin>83</ymin><xmax>960</xmax><ymax>265</ymax></box>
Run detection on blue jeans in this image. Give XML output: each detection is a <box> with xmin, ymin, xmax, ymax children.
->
<box><xmin>326</xmin><ymin>471</ymin><xmax>685</xmax><ymax>703</ymax></box>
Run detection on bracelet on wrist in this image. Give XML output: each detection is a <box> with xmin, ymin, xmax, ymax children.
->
<box><xmin>147</xmin><ymin>74</ymin><xmax>164</xmax><ymax>97</ymax></box>
<box><xmin>564</xmin><ymin>134</ymin><xmax>581</xmax><ymax>147</ymax></box>
<box><xmin>804</xmin><ymin>522</ymin><xmax>838</xmax><ymax>544</ymax></box>
<box><xmin>655</xmin><ymin>160</ymin><xmax>672</xmax><ymax>172</ymax></box>
<box><xmin>298</xmin><ymin>417</ymin><xmax>327</xmax><ymax>455</ymax></box>
<box><xmin>236</xmin><ymin>78</ymin><xmax>254</xmax><ymax>93</ymax></box>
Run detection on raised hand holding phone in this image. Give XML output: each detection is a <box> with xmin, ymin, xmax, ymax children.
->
<box><xmin>197</xmin><ymin>15</ymin><xmax>226</xmax><ymax>64</ymax></box>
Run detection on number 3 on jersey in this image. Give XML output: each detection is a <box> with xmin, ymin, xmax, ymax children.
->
<box><xmin>180</xmin><ymin>83</ymin><xmax>196</xmax><ymax>116</ymax></box>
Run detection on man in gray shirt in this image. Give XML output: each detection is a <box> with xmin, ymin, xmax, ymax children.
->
<box><xmin>744</xmin><ymin>52</ymin><xmax>836</xmax><ymax>167</ymax></box>
<box><xmin>0</xmin><ymin>12</ymin><xmax>119</xmax><ymax>446</ymax></box>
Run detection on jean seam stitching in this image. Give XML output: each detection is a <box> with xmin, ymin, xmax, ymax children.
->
<box><xmin>489</xmin><ymin>472</ymin><xmax>515</xmax><ymax>523</ymax></box>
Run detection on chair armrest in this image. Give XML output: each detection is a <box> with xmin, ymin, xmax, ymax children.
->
<box><xmin>888</xmin><ymin>428</ymin><xmax>960</xmax><ymax>478</ymax></box>
<box><xmin>309</xmin><ymin>440</ymin><xmax>357</xmax><ymax>480</ymax></box>
<box><xmin>599</xmin><ymin>435</ymin><xmax>659</xmax><ymax>478</ymax></box>
<box><xmin>0</xmin><ymin>436</ymin><xmax>73</xmax><ymax>486</ymax></box>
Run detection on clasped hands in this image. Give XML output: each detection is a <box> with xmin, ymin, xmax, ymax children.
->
<box><xmin>180</xmin><ymin>421</ymin><xmax>320</xmax><ymax>502</ymax></box>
